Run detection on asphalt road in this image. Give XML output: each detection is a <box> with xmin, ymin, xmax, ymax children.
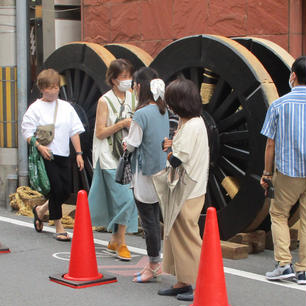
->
<box><xmin>0</xmin><ymin>207</ymin><xmax>305</xmax><ymax>306</ymax></box>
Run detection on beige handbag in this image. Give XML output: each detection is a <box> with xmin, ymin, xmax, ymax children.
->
<box><xmin>34</xmin><ymin>100</ymin><xmax>58</xmax><ymax>146</ymax></box>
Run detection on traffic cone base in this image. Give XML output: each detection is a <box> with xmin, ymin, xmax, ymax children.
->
<box><xmin>49</xmin><ymin>273</ymin><xmax>117</xmax><ymax>289</ymax></box>
<box><xmin>63</xmin><ymin>272</ymin><xmax>103</xmax><ymax>281</ymax></box>
<box><xmin>0</xmin><ymin>243</ymin><xmax>10</xmax><ymax>253</ymax></box>
<box><xmin>49</xmin><ymin>190</ymin><xmax>117</xmax><ymax>288</ymax></box>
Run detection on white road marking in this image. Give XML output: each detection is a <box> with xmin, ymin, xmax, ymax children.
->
<box><xmin>1</xmin><ymin>215</ymin><xmax>305</xmax><ymax>291</ymax></box>
<box><xmin>224</xmin><ymin>267</ymin><xmax>305</xmax><ymax>291</ymax></box>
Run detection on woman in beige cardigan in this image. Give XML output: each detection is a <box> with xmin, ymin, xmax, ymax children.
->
<box><xmin>158</xmin><ymin>78</ymin><xmax>209</xmax><ymax>302</ymax></box>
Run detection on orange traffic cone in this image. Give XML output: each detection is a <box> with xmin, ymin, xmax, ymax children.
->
<box><xmin>192</xmin><ymin>207</ymin><xmax>230</xmax><ymax>306</ymax></box>
<box><xmin>0</xmin><ymin>242</ymin><xmax>10</xmax><ymax>254</ymax></box>
<box><xmin>49</xmin><ymin>190</ymin><xmax>117</xmax><ymax>288</ymax></box>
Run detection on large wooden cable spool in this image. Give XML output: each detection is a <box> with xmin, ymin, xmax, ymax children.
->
<box><xmin>43</xmin><ymin>42</ymin><xmax>115</xmax><ymax>203</ymax></box>
<box><xmin>39</xmin><ymin>36</ymin><xmax>296</xmax><ymax>239</ymax></box>
<box><xmin>42</xmin><ymin>42</ymin><xmax>151</xmax><ymax>203</ymax></box>
<box><xmin>150</xmin><ymin>34</ymin><xmax>279</xmax><ymax>240</ymax></box>
<box><xmin>233</xmin><ymin>37</ymin><xmax>299</xmax><ymax>231</ymax></box>
<box><xmin>104</xmin><ymin>43</ymin><xmax>153</xmax><ymax>69</ymax></box>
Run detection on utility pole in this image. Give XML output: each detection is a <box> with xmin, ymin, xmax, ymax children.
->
<box><xmin>30</xmin><ymin>0</ymin><xmax>55</xmax><ymax>72</ymax></box>
<box><xmin>42</xmin><ymin>0</ymin><xmax>55</xmax><ymax>61</ymax></box>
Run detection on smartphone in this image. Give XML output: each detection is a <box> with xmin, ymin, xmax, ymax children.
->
<box><xmin>48</xmin><ymin>150</ymin><xmax>54</xmax><ymax>160</ymax></box>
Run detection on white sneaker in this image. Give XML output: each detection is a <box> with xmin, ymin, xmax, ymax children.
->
<box><xmin>296</xmin><ymin>271</ymin><xmax>306</xmax><ymax>285</ymax></box>
<box><xmin>265</xmin><ymin>264</ymin><xmax>295</xmax><ymax>281</ymax></box>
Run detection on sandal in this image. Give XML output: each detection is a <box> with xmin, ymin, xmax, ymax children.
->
<box><xmin>32</xmin><ymin>205</ymin><xmax>43</xmax><ymax>232</ymax></box>
<box><xmin>53</xmin><ymin>232</ymin><xmax>71</xmax><ymax>242</ymax></box>
<box><xmin>133</xmin><ymin>264</ymin><xmax>162</xmax><ymax>283</ymax></box>
<box><xmin>134</xmin><ymin>263</ymin><xmax>149</xmax><ymax>277</ymax></box>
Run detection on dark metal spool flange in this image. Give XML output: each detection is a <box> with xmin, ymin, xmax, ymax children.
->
<box><xmin>233</xmin><ymin>37</ymin><xmax>299</xmax><ymax>232</ymax></box>
<box><xmin>150</xmin><ymin>34</ymin><xmax>279</xmax><ymax>239</ymax></box>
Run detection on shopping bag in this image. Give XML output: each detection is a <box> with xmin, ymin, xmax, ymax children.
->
<box><xmin>115</xmin><ymin>151</ymin><xmax>132</xmax><ymax>185</ymax></box>
<box><xmin>28</xmin><ymin>137</ymin><xmax>51</xmax><ymax>196</ymax></box>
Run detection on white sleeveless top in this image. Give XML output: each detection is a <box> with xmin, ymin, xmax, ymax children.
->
<box><xmin>92</xmin><ymin>90</ymin><xmax>135</xmax><ymax>169</ymax></box>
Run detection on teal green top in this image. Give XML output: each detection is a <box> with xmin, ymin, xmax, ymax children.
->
<box><xmin>131</xmin><ymin>104</ymin><xmax>169</xmax><ymax>176</ymax></box>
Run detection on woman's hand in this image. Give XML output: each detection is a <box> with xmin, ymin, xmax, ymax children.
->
<box><xmin>163</xmin><ymin>137</ymin><xmax>172</xmax><ymax>152</ymax></box>
<box><xmin>76</xmin><ymin>154</ymin><xmax>84</xmax><ymax>171</ymax></box>
<box><xmin>37</xmin><ymin>145</ymin><xmax>52</xmax><ymax>160</ymax></box>
<box><xmin>121</xmin><ymin>118</ymin><xmax>132</xmax><ymax>129</ymax></box>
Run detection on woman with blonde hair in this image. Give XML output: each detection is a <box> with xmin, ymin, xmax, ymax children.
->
<box><xmin>22</xmin><ymin>68</ymin><xmax>85</xmax><ymax>241</ymax></box>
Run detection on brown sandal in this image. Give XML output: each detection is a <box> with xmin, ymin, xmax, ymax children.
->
<box><xmin>53</xmin><ymin>232</ymin><xmax>71</xmax><ymax>242</ymax></box>
<box><xmin>32</xmin><ymin>205</ymin><xmax>43</xmax><ymax>232</ymax></box>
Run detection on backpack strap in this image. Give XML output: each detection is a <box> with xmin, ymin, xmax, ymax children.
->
<box><xmin>103</xmin><ymin>95</ymin><xmax>118</xmax><ymax>115</ymax></box>
<box><xmin>103</xmin><ymin>95</ymin><xmax>120</xmax><ymax>149</ymax></box>
<box><xmin>131</xmin><ymin>93</ymin><xmax>136</xmax><ymax>112</ymax></box>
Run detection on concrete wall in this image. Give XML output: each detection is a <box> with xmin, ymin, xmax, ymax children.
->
<box><xmin>0</xmin><ymin>0</ymin><xmax>17</xmax><ymax>208</ymax></box>
<box><xmin>0</xmin><ymin>0</ymin><xmax>16</xmax><ymax>66</ymax></box>
<box><xmin>81</xmin><ymin>0</ymin><xmax>297</xmax><ymax>57</ymax></box>
<box><xmin>0</xmin><ymin>148</ymin><xmax>17</xmax><ymax>208</ymax></box>
<box><xmin>55</xmin><ymin>19</ymin><xmax>81</xmax><ymax>49</ymax></box>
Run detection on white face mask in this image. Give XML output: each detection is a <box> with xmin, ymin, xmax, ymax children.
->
<box><xmin>117</xmin><ymin>79</ymin><xmax>132</xmax><ymax>92</ymax></box>
<box><xmin>288</xmin><ymin>73</ymin><xmax>294</xmax><ymax>89</ymax></box>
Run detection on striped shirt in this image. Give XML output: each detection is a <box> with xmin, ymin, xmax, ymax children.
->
<box><xmin>261</xmin><ymin>86</ymin><xmax>306</xmax><ymax>177</ymax></box>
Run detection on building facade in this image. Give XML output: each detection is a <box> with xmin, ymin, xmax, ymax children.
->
<box><xmin>82</xmin><ymin>0</ymin><xmax>306</xmax><ymax>58</ymax></box>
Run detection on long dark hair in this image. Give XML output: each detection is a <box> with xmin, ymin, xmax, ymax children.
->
<box><xmin>133</xmin><ymin>67</ymin><xmax>166</xmax><ymax>115</ymax></box>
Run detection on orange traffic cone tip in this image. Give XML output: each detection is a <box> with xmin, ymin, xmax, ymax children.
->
<box><xmin>192</xmin><ymin>207</ymin><xmax>230</xmax><ymax>306</ymax></box>
<box><xmin>49</xmin><ymin>190</ymin><xmax>117</xmax><ymax>288</ymax></box>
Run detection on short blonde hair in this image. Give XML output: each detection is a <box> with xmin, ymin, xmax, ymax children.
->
<box><xmin>37</xmin><ymin>68</ymin><xmax>60</xmax><ymax>91</ymax></box>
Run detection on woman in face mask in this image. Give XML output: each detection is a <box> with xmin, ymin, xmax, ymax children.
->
<box><xmin>125</xmin><ymin>67</ymin><xmax>169</xmax><ymax>282</ymax></box>
<box><xmin>21</xmin><ymin>68</ymin><xmax>85</xmax><ymax>241</ymax></box>
<box><xmin>88</xmin><ymin>59</ymin><xmax>138</xmax><ymax>261</ymax></box>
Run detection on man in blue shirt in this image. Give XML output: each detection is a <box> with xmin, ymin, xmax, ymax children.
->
<box><xmin>261</xmin><ymin>56</ymin><xmax>306</xmax><ymax>284</ymax></box>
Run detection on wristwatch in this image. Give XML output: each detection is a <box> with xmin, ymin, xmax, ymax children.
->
<box><xmin>262</xmin><ymin>171</ymin><xmax>273</xmax><ymax>176</ymax></box>
<box><xmin>76</xmin><ymin>151</ymin><xmax>83</xmax><ymax>155</ymax></box>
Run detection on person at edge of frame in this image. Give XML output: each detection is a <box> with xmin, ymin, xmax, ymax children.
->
<box><xmin>261</xmin><ymin>56</ymin><xmax>306</xmax><ymax>285</ymax></box>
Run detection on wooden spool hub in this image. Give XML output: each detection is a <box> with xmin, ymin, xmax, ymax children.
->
<box><xmin>150</xmin><ymin>34</ymin><xmax>279</xmax><ymax>240</ymax></box>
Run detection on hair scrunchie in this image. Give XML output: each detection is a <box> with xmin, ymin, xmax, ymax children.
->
<box><xmin>150</xmin><ymin>78</ymin><xmax>165</xmax><ymax>101</ymax></box>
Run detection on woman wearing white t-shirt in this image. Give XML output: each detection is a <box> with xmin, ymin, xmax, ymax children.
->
<box><xmin>22</xmin><ymin>69</ymin><xmax>85</xmax><ymax>241</ymax></box>
<box><xmin>158</xmin><ymin>79</ymin><xmax>209</xmax><ymax>302</ymax></box>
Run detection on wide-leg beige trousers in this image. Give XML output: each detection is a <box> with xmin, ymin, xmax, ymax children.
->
<box><xmin>162</xmin><ymin>195</ymin><xmax>204</xmax><ymax>285</ymax></box>
<box><xmin>270</xmin><ymin>171</ymin><xmax>306</xmax><ymax>272</ymax></box>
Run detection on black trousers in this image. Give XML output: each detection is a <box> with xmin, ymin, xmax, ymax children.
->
<box><xmin>135</xmin><ymin>198</ymin><xmax>161</xmax><ymax>261</ymax></box>
<box><xmin>44</xmin><ymin>155</ymin><xmax>71</xmax><ymax>220</ymax></box>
